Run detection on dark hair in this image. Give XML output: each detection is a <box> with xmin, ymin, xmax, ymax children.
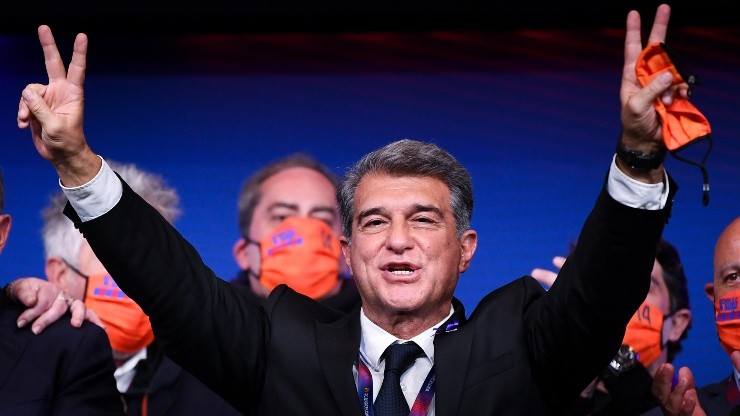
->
<box><xmin>237</xmin><ymin>153</ymin><xmax>339</xmax><ymax>238</ymax></box>
<box><xmin>656</xmin><ymin>239</ymin><xmax>691</xmax><ymax>363</ymax></box>
<box><xmin>338</xmin><ymin>139</ymin><xmax>473</xmax><ymax>240</ymax></box>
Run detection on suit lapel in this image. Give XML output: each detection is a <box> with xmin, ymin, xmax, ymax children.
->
<box><xmin>0</xmin><ymin>295</ymin><xmax>31</xmax><ymax>391</ymax></box>
<box><xmin>316</xmin><ymin>310</ymin><xmax>363</xmax><ymax>416</ymax></box>
<box><xmin>433</xmin><ymin>298</ymin><xmax>472</xmax><ymax>416</ymax></box>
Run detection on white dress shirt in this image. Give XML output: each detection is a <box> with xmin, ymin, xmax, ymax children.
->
<box><xmin>355</xmin><ymin>308</ymin><xmax>452</xmax><ymax>415</ymax></box>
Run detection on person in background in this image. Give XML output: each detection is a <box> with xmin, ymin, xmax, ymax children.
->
<box><xmin>230</xmin><ymin>153</ymin><xmax>359</xmax><ymax>313</ymax></box>
<box><xmin>531</xmin><ymin>239</ymin><xmax>692</xmax><ymax>415</ymax></box>
<box><xmin>13</xmin><ymin>4</ymin><xmax>692</xmax><ymax>414</ymax></box>
<box><xmin>41</xmin><ymin>161</ymin><xmax>241</xmax><ymax>415</ymax></box>
<box><xmin>0</xmin><ymin>168</ymin><xmax>123</xmax><ymax>416</ymax></box>
<box><xmin>653</xmin><ymin>217</ymin><xmax>740</xmax><ymax>416</ymax></box>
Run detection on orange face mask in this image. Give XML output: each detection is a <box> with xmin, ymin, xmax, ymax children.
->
<box><xmin>83</xmin><ymin>273</ymin><xmax>154</xmax><ymax>354</ymax></box>
<box><xmin>622</xmin><ymin>301</ymin><xmax>666</xmax><ymax>368</ymax></box>
<box><xmin>714</xmin><ymin>290</ymin><xmax>740</xmax><ymax>356</ymax></box>
<box><xmin>250</xmin><ymin>216</ymin><xmax>341</xmax><ymax>299</ymax></box>
<box><xmin>636</xmin><ymin>41</ymin><xmax>713</xmax><ymax>205</ymax></box>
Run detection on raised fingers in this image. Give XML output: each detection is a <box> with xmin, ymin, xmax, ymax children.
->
<box><xmin>37</xmin><ymin>26</ymin><xmax>87</xmax><ymax>88</ymax></box>
<box><xmin>667</xmin><ymin>366</ymin><xmax>698</xmax><ymax>416</ymax></box>
<box><xmin>67</xmin><ymin>33</ymin><xmax>88</xmax><ymax>87</ymax></box>
<box><xmin>647</xmin><ymin>4</ymin><xmax>672</xmax><ymax>45</ymax></box>
<box><xmin>552</xmin><ymin>256</ymin><xmax>566</xmax><ymax>269</ymax></box>
<box><xmin>652</xmin><ymin>363</ymin><xmax>675</xmax><ymax>405</ymax></box>
<box><xmin>530</xmin><ymin>268</ymin><xmax>557</xmax><ymax>288</ymax></box>
<box><xmin>623</xmin><ymin>9</ymin><xmax>643</xmax><ymax>75</ymax></box>
<box><xmin>38</xmin><ymin>25</ymin><xmax>67</xmax><ymax>83</ymax></box>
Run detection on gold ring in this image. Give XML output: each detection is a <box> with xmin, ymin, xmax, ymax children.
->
<box><xmin>56</xmin><ymin>293</ymin><xmax>75</xmax><ymax>307</ymax></box>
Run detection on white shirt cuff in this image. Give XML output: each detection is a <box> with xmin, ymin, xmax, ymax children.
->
<box><xmin>607</xmin><ymin>154</ymin><xmax>669</xmax><ymax>210</ymax></box>
<box><xmin>61</xmin><ymin>156</ymin><xmax>123</xmax><ymax>221</ymax></box>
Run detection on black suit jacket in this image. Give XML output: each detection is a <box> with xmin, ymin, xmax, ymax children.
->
<box><xmin>698</xmin><ymin>374</ymin><xmax>736</xmax><ymax>416</ymax></box>
<box><xmin>0</xmin><ymin>291</ymin><xmax>123</xmax><ymax>416</ymax></box>
<box><xmin>66</xmin><ymin>174</ymin><xmax>675</xmax><ymax>415</ymax></box>
<box><xmin>230</xmin><ymin>270</ymin><xmax>361</xmax><ymax>315</ymax></box>
<box><xmin>123</xmin><ymin>341</ymin><xmax>242</xmax><ymax>416</ymax></box>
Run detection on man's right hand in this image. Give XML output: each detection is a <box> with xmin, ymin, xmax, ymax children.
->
<box><xmin>652</xmin><ymin>363</ymin><xmax>707</xmax><ymax>416</ymax></box>
<box><xmin>530</xmin><ymin>256</ymin><xmax>566</xmax><ymax>288</ymax></box>
<box><xmin>17</xmin><ymin>25</ymin><xmax>101</xmax><ymax>187</ymax></box>
<box><xmin>8</xmin><ymin>277</ymin><xmax>104</xmax><ymax>333</ymax></box>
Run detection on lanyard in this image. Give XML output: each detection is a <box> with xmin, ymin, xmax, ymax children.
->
<box><xmin>357</xmin><ymin>355</ymin><xmax>436</xmax><ymax>416</ymax></box>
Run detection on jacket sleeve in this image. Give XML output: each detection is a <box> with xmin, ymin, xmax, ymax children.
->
<box><xmin>64</xmin><ymin>176</ymin><xmax>267</xmax><ymax>413</ymax></box>
<box><xmin>524</xmin><ymin>174</ymin><xmax>677</xmax><ymax>412</ymax></box>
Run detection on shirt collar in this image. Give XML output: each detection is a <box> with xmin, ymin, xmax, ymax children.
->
<box><xmin>359</xmin><ymin>306</ymin><xmax>454</xmax><ymax>372</ymax></box>
<box><xmin>113</xmin><ymin>347</ymin><xmax>147</xmax><ymax>392</ymax></box>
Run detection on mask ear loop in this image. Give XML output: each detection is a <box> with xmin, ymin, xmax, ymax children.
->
<box><xmin>659</xmin><ymin>312</ymin><xmax>672</xmax><ymax>350</ymax></box>
<box><xmin>670</xmin><ymin>136</ymin><xmax>713</xmax><ymax>206</ymax></box>
<box><xmin>243</xmin><ymin>235</ymin><xmax>263</xmax><ymax>282</ymax></box>
<box><xmin>61</xmin><ymin>258</ymin><xmax>90</xmax><ymax>301</ymax></box>
<box><xmin>660</xmin><ymin>43</ymin><xmax>713</xmax><ymax>206</ymax></box>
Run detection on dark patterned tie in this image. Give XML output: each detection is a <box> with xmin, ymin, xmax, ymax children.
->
<box><xmin>374</xmin><ymin>342</ymin><xmax>424</xmax><ymax>416</ymax></box>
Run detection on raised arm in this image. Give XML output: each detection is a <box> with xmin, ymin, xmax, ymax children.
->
<box><xmin>17</xmin><ymin>26</ymin><xmax>266</xmax><ymax>412</ymax></box>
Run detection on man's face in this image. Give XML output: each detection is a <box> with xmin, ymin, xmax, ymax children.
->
<box><xmin>246</xmin><ymin>167</ymin><xmax>340</xmax><ymax>274</ymax></box>
<box><xmin>712</xmin><ymin>218</ymin><xmax>740</xmax><ymax>301</ymax></box>
<box><xmin>341</xmin><ymin>173</ymin><xmax>476</xmax><ymax>328</ymax></box>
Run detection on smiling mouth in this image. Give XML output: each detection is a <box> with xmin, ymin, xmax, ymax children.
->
<box><xmin>386</xmin><ymin>265</ymin><xmax>416</xmax><ymax>275</ymax></box>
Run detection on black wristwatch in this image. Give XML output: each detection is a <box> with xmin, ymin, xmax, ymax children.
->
<box><xmin>616</xmin><ymin>143</ymin><xmax>667</xmax><ymax>171</ymax></box>
<box><xmin>600</xmin><ymin>344</ymin><xmax>637</xmax><ymax>380</ymax></box>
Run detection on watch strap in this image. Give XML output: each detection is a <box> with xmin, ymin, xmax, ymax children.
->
<box><xmin>616</xmin><ymin>143</ymin><xmax>667</xmax><ymax>171</ymax></box>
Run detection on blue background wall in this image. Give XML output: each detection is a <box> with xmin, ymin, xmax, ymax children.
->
<box><xmin>1</xmin><ymin>25</ymin><xmax>738</xmax><ymax>386</ymax></box>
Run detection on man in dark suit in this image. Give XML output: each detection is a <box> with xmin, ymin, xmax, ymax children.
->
<box><xmin>653</xmin><ymin>217</ymin><xmax>740</xmax><ymax>416</ymax></box>
<box><xmin>0</xmin><ymin>170</ymin><xmax>123</xmax><ymax>416</ymax></box>
<box><xmin>14</xmin><ymin>4</ymin><xmax>686</xmax><ymax>415</ymax></box>
<box><xmin>694</xmin><ymin>217</ymin><xmax>740</xmax><ymax>416</ymax></box>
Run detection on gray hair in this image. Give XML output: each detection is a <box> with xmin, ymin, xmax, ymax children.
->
<box><xmin>236</xmin><ymin>153</ymin><xmax>339</xmax><ymax>238</ymax></box>
<box><xmin>338</xmin><ymin>139</ymin><xmax>473</xmax><ymax>240</ymax></box>
<box><xmin>41</xmin><ymin>160</ymin><xmax>181</xmax><ymax>268</ymax></box>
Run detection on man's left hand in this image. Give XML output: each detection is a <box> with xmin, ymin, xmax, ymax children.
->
<box><xmin>7</xmin><ymin>276</ymin><xmax>101</xmax><ymax>333</ymax></box>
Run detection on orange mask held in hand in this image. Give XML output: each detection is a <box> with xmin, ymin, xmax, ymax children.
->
<box><xmin>253</xmin><ymin>217</ymin><xmax>341</xmax><ymax>299</ymax></box>
<box><xmin>636</xmin><ymin>41</ymin><xmax>713</xmax><ymax>205</ymax></box>
<box><xmin>83</xmin><ymin>273</ymin><xmax>154</xmax><ymax>354</ymax></box>
<box><xmin>714</xmin><ymin>290</ymin><xmax>740</xmax><ymax>356</ymax></box>
<box><xmin>622</xmin><ymin>301</ymin><xmax>666</xmax><ymax>368</ymax></box>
